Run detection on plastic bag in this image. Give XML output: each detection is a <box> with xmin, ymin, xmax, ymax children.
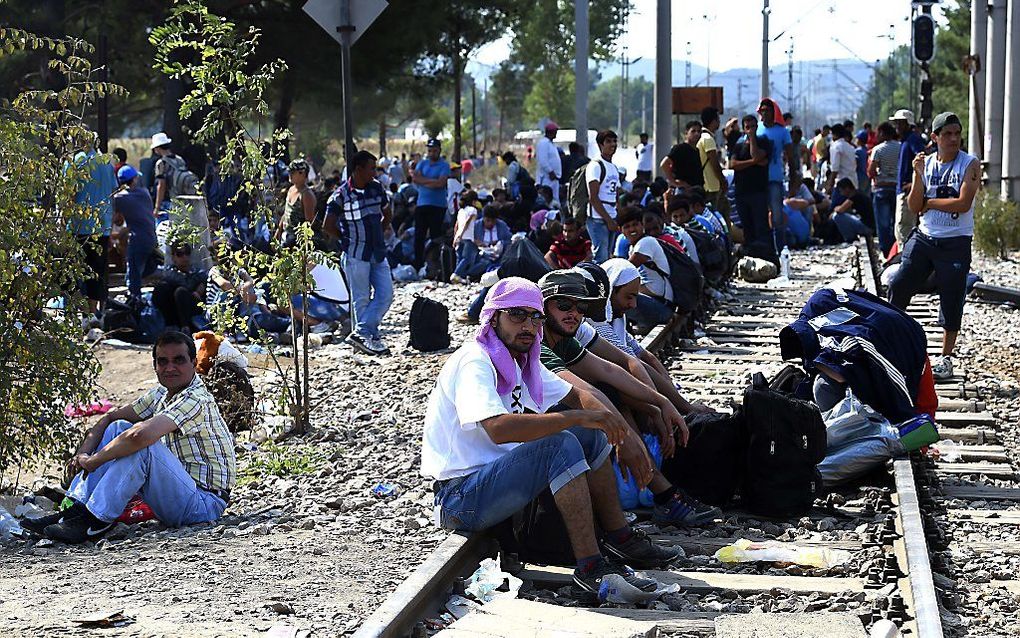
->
<box><xmin>392</xmin><ymin>264</ymin><xmax>419</xmax><ymax>282</ymax></box>
<box><xmin>818</xmin><ymin>437</ymin><xmax>897</xmax><ymax>486</ymax></box>
<box><xmin>464</xmin><ymin>556</ymin><xmax>522</xmax><ymax>604</ymax></box>
<box><xmin>822</xmin><ymin>390</ymin><xmax>901</xmax><ymax>451</ymax></box>
<box><xmin>613</xmin><ymin>433</ymin><xmax>662</xmax><ymax>510</ymax></box>
<box><xmin>714</xmin><ymin>538</ymin><xmax>850</xmax><ymax>568</ymax></box>
<box><xmin>598</xmin><ymin>573</ymin><xmax>681</xmax><ymax>604</ymax></box>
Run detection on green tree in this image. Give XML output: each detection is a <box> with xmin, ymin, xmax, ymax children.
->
<box><xmin>0</xmin><ymin>25</ymin><xmax>127</xmax><ymax>477</ymax></box>
<box><xmin>489</xmin><ymin>61</ymin><xmax>530</xmax><ymax>148</ymax></box>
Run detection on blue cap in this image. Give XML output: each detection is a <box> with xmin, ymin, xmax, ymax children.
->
<box><xmin>117</xmin><ymin>164</ymin><xmax>139</xmax><ymax>184</ymax></box>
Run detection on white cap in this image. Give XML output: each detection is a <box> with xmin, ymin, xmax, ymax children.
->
<box><xmin>150</xmin><ymin>132</ymin><xmax>172</xmax><ymax>149</ymax></box>
<box><xmin>888</xmin><ymin>109</ymin><xmax>915</xmax><ymax>125</ymax></box>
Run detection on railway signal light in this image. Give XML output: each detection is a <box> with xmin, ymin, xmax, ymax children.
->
<box><xmin>912</xmin><ymin>14</ymin><xmax>936</xmax><ymax>63</ymax></box>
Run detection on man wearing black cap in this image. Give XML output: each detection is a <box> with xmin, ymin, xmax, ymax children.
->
<box><xmin>411</xmin><ymin>138</ymin><xmax>451</xmax><ymax>270</ymax></box>
<box><xmin>888</xmin><ymin>112</ymin><xmax>980</xmax><ymax>380</ymax></box>
<box><xmin>538</xmin><ymin>270</ymin><xmax>721</xmax><ymax>527</ymax></box>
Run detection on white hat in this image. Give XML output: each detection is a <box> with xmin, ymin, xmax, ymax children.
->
<box><xmin>150</xmin><ymin>132</ymin><xmax>172</xmax><ymax>149</ymax></box>
<box><xmin>888</xmin><ymin>109</ymin><xmax>915</xmax><ymax>125</ymax></box>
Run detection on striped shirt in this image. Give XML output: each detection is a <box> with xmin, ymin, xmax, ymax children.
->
<box><xmin>325</xmin><ymin>178</ymin><xmax>389</xmax><ymax>262</ymax></box>
<box><xmin>869</xmin><ymin>140</ymin><xmax>901</xmax><ymax>187</ymax></box>
<box><xmin>132</xmin><ymin>374</ymin><xmax>236</xmax><ymax>492</ymax></box>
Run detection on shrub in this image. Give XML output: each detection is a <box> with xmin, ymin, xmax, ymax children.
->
<box><xmin>974</xmin><ymin>191</ymin><xmax>1020</xmax><ymax>259</ymax></box>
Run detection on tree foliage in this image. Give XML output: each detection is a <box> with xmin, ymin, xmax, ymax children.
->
<box><xmin>0</xmin><ymin>25</ymin><xmax>128</xmax><ymax>476</ymax></box>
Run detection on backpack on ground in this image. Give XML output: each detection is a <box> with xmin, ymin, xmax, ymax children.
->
<box><xmin>496</xmin><ymin>237</ymin><xmax>552</xmax><ymax>283</ymax></box>
<box><xmin>685</xmin><ymin>225</ymin><xmax>728</xmax><ymax>284</ymax></box>
<box><xmin>422</xmin><ymin>240</ymin><xmax>454</xmax><ymax>282</ymax></box>
<box><xmin>101</xmin><ymin>299</ymin><xmax>145</xmax><ymax>343</ymax></box>
<box><xmin>660</xmin><ymin>409</ymin><xmax>747</xmax><ymax>507</ymax></box>
<box><xmin>567</xmin><ymin>159</ymin><xmax>602</xmax><ymax>226</ymax></box>
<box><xmin>741</xmin><ymin>371</ymin><xmax>827</xmax><ymax>518</ymax></box>
<box><xmin>408</xmin><ymin>295</ymin><xmax>451</xmax><ymax>352</ymax></box>
<box><xmin>162</xmin><ymin>155</ymin><xmax>200</xmax><ymax>198</ymax></box>
<box><xmin>645</xmin><ymin>238</ymin><xmax>704</xmax><ymax>314</ymax></box>
<box><xmin>500</xmin><ymin>488</ymin><xmax>574</xmax><ymax>567</ymax></box>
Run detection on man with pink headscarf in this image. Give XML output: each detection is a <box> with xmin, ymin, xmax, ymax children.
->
<box><xmin>421</xmin><ymin>277</ymin><xmax>683</xmax><ymax>595</ymax></box>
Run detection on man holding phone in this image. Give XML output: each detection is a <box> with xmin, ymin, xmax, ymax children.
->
<box><xmin>888</xmin><ymin>112</ymin><xmax>980</xmax><ymax>380</ymax></box>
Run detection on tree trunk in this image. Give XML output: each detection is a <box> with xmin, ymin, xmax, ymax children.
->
<box><xmin>452</xmin><ymin>44</ymin><xmax>462</xmax><ymax>163</ymax></box>
<box><xmin>274</xmin><ymin>66</ymin><xmax>296</xmax><ymax>134</ymax></box>
<box><xmin>378</xmin><ymin>114</ymin><xmax>387</xmax><ymax>158</ymax></box>
<box><xmin>162</xmin><ymin>46</ymin><xmax>188</xmax><ymax>145</ymax></box>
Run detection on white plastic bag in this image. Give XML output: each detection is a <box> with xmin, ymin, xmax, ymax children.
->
<box><xmin>464</xmin><ymin>556</ymin><xmax>522</xmax><ymax>603</ymax></box>
<box><xmin>714</xmin><ymin>538</ymin><xmax>850</xmax><ymax>568</ymax></box>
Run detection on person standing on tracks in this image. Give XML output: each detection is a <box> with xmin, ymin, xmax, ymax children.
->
<box><xmin>756</xmin><ymin>98</ymin><xmax>794</xmax><ymax>253</ymax></box>
<box><xmin>536</xmin><ymin>121</ymin><xmax>562</xmax><ymax>206</ymax></box>
<box><xmin>730</xmin><ymin>114</ymin><xmax>773</xmax><ymax>256</ymax></box>
<box><xmin>411</xmin><ymin>138</ymin><xmax>450</xmax><ymax>270</ymax></box>
<box><xmin>421</xmin><ymin>277</ymin><xmax>683</xmax><ymax>595</ymax></box>
<box><xmin>586</xmin><ymin>129</ymin><xmax>622</xmax><ymax>264</ymax></box>
<box><xmin>868</xmin><ymin>122</ymin><xmax>902</xmax><ymax>256</ymax></box>
<box><xmin>890</xmin><ymin>109</ymin><xmax>928</xmax><ymax>249</ymax></box>
<box><xmin>698</xmin><ymin>107</ymin><xmax>730</xmax><ymax>222</ymax></box>
<box><xmin>635</xmin><ymin>132</ymin><xmax>654</xmax><ymax>183</ymax></box>
<box><xmin>888</xmin><ymin>112</ymin><xmax>980</xmax><ymax>381</ymax></box>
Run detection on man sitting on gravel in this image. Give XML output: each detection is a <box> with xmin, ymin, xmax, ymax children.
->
<box><xmin>537</xmin><ymin>269</ymin><xmax>721</xmax><ymax>527</ymax></box>
<box><xmin>24</xmin><ymin>331</ymin><xmax>236</xmax><ymax>543</ymax></box>
<box><xmin>421</xmin><ymin>277</ymin><xmax>682</xmax><ymax>595</ymax></box>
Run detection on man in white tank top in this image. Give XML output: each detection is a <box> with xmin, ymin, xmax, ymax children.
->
<box><xmin>888</xmin><ymin>112</ymin><xmax>981</xmax><ymax>380</ymax></box>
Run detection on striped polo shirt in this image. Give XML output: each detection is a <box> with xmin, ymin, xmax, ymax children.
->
<box><xmin>326</xmin><ymin>178</ymin><xmax>390</xmax><ymax>262</ymax></box>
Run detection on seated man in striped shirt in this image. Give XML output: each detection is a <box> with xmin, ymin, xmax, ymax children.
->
<box><xmin>24</xmin><ymin>331</ymin><xmax>236</xmax><ymax>543</ymax></box>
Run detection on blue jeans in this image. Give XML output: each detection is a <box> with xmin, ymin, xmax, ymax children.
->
<box><xmin>467</xmin><ymin>286</ymin><xmax>490</xmax><ymax>320</ymax></box>
<box><xmin>872</xmin><ymin>186</ymin><xmax>897</xmax><ymax>255</ymax></box>
<box><xmin>767</xmin><ymin>181</ymin><xmax>787</xmax><ymax>252</ymax></box>
<box><xmin>342</xmin><ymin>253</ymin><xmax>393</xmax><ymax>339</ymax></box>
<box><xmin>67</xmin><ymin>420</ymin><xmax>227</xmax><ymax>525</ymax></box>
<box><xmin>126</xmin><ymin>240</ymin><xmax>159</xmax><ymax>299</ymax></box>
<box><xmin>586</xmin><ymin>217</ymin><xmax>615</xmax><ymax>264</ymax></box>
<box><xmin>832</xmin><ymin>212</ymin><xmax>871</xmax><ymax>243</ymax></box>
<box><xmin>454</xmin><ymin>241</ymin><xmax>496</xmax><ymax>279</ymax></box>
<box><xmin>627</xmin><ymin>293</ymin><xmax>674</xmax><ymax>329</ymax></box>
<box><xmin>435</xmin><ymin>426</ymin><xmax>611</xmax><ymax>532</ymax></box>
<box><xmin>735</xmin><ymin>190</ymin><xmax>770</xmax><ymax>248</ymax></box>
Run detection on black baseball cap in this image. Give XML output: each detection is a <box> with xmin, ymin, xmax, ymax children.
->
<box><xmin>932</xmin><ymin>112</ymin><xmax>962</xmax><ymax>134</ymax></box>
<box><xmin>426</xmin><ymin>138</ymin><xmax>441</xmax><ymax>148</ymax></box>
<box><xmin>538</xmin><ymin>270</ymin><xmax>602</xmax><ymax>302</ymax></box>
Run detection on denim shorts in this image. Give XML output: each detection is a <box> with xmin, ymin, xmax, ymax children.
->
<box><xmin>434</xmin><ymin>426</ymin><xmax>610</xmax><ymax>532</ymax></box>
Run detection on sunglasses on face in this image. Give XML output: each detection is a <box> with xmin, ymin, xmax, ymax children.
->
<box><xmin>553</xmin><ymin>298</ymin><xmax>590</xmax><ymax>315</ymax></box>
<box><xmin>503</xmin><ymin>308</ymin><xmax>546</xmax><ymax>325</ymax></box>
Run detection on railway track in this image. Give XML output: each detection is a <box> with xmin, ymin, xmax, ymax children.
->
<box><xmin>353</xmin><ymin>238</ymin><xmax>1009</xmax><ymax>637</ymax></box>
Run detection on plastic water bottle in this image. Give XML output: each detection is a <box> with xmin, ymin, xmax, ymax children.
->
<box><xmin>780</xmin><ymin>246</ymin><xmax>792</xmax><ymax>280</ymax></box>
<box><xmin>0</xmin><ymin>506</ymin><xmax>23</xmax><ymax>540</ymax></box>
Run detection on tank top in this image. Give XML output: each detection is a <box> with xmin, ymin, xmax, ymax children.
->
<box><xmin>284</xmin><ymin>186</ymin><xmax>312</xmax><ymax>229</ymax></box>
<box><xmin>919</xmin><ymin>150</ymin><xmax>976</xmax><ymax>239</ymax></box>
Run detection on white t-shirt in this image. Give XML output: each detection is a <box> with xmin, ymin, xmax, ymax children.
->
<box><xmin>828</xmin><ymin>139</ymin><xmax>858</xmax><ymax>188</ymax></box>
<box><xmin>630</xmin><ymin>236</ymin><xmax>672</xmax><ymax>302</ymax></box>
<box><xmin>575</xmin><ymin>320</ymin><xmax>598</xmax><ymax>348</ymax></box>
<box><xmin>447</xmin><ymin>178</ymin><xmax>464</xmax><ymax>214</ymax></box>
<box><xmin>919</xmin><ymin>151</ymin><xmax>977</xmax><ymax>239</ymax></box>
<box><xmin>636</xmin><ymin>142</ymin><xmax>654</xmax><ymax>172</ymax></box>
<box><xmin>421</xmin><ymin>342</ymin><xmax>572</xmax><ymax>480</ymax></box>
<box><xmin>586</xmin><ymin>158</ymin><xmax>620</xmax><ymax>220</ymax></box>
<box><xmin>454</xmin><ymin>206</ymin><xmax>477</xmax><ymax>243</ymax></box>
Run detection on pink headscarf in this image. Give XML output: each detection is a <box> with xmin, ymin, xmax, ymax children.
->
<box><xmin>476</xmin><ymin>277</ymin><xmax>546</xmax><ymax>405</ymax></box>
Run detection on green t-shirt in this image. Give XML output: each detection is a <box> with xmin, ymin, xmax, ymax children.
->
<box><xmin>540</xmin><ymin>336</ymin><xmax>587</xmax><ymax>373</ymax></box>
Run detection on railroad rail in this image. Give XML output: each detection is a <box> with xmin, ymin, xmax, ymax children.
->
<box><xmin>353</xmin><ymin>238</ymin><xmax>997</xmax><ymax>637</ymax></box>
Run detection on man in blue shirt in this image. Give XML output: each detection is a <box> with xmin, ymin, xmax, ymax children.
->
<box><xmin>890</xmin><ymin>109</ymin><xmax>927</xmax><ymax>249</ymax></box>
<box><xmin>70</xmin><ymin>150</ymin><xmax>118</xmax><ymax>318</ymax></box>
<box><xmin>113</xmin><ymin>165</ymin><xmax>159</xmax><ymax>299</ymax></box>
<box><xmin>411</xmin><ymin>138</ymin><xmax>450</xmax><ymax>270</ymax></box>
<box><xmin>756</xmin><ymin>98</ymin><xmax>793</xmax><ymax>252</ymax></box>
<box><xmin>325</xmin><ymin>150</ymin><xmax>394</xmax><ymax>356</ymax></box>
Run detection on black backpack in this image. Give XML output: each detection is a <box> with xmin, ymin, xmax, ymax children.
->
<box><xmin>101</xmin><ymin>299</ymin><xmax>145</xmax><ymax>343</ymax></box>
<box><xmin>741</xmin><ymin>372</ymin><xmax>827</xmax><ymax>518</ymax></box>
<box><xmin>501</xmin><ymin>488</ymin><xmax>574</xmax><ymax>567</ymax></box>
<box><xmin>496</xmin><ymin>237</ymin><xmax>552</xmax><ymax>283</ymax></box>
<box><xmin>686</xmin><ymin>226</ymin><xmax>728</xmax><ymax>284</ymax></box>
<box><xmin>422</xmin><ymin>240</ymin><xmax>454</xmax><ymax>282</ymax></box>
<box><xmin>408</xmin><ymin>295</ymin><xmax>451</xmax><ymax>352</ymax></box>
<box><xmin>645</xmin><ymin>238</ymin><xmax>705</xmax><ymax>313</ymax></box>
<box><xmin>660</xmin><ymin>409</ymin><xmax>747</xmax><ymax>507</ymax></box>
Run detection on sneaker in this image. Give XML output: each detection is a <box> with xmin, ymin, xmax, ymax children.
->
<box><xmin>572</xmin><ymin>558</ymin><xmax>658</xmax><ymax>596</ymax></box>
<box><xmin>449</xmin><ymin>274</ymin><xmax>467</xmax><ymax>285</ymax></box>
<box><xmin>43</xmin><ymin>508</ymin><xmax>114</xmax><ymax>544</ymax></box>
<box><xmin>309</xmin><ymin>322</ymin><xmax>332</xmax><ymax>335</ymax></box>
<box><xmin>455</xmin><ymin>313</ymin><xmax>479</xmax><ymax>325</ymax></box>
<box><xmin>652</xmin><ymin>489</ymin><xmax>722</xmax><ymax>527</ymax></box>
<box><xmin>932</xmin><ymin>355</ymin><xmax>954</xmax><ymax>380</ymax></box>
<box><xmin>21</xmin><ymin>502</ymin><xmax>86</xmax><ymax>536</ymax></box>
<box><xmin>365</xmin><ymin>336</ymin><xmax>390</xmax><ymax>355</ymax></box>
<box><xmin>345</xmin><ymin>333</ymin><xmax>376</xmax><ymax>355</ymax></box>
<box><xmin>602</xmin><ymin>527</ymin><xmax>684</xmax><ymax>570</ymax></box>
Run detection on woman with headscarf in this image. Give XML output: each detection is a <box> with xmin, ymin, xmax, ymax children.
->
<box><xmin>420</xmin><ymin>277</ymin><xmax>681</xmax><ymax>594</ymax></box>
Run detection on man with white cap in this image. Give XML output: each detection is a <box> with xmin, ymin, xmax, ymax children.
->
<box><xmin>889</xmin><ymin>109</ymin><xmax>928</xmax><ymax>248</ymax></box>
<box><xmin>150</xmin><ymin>132</ymin><xmax>198</xmax><ymax>215</ymax></box>
<box><xmin>536</xmin><ymin>120</ymin><xmax>562</xmax><ymax>205</ymax></box>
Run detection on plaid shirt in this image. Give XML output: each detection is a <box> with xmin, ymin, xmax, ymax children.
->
<box><xmin>325</xmin><ymin>178</ymin><xmax>389</xmax><ymax>262</ymax></box>
<box><xmin>132</xmin><ymin>374</ymin><xmax>236</xmax><ymax>493</ymax></box>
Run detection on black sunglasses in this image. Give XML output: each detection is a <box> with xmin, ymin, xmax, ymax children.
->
<box><xmin>553</xmin><ymin>298</ymin><xmax>590</xmax><ymax>315</ymax></box>
<box><xmin>503</xmin><ymin>308</ymin><xmax>546</xmax><ymax>325</ymax></box>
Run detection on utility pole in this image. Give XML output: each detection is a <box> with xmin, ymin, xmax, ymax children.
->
<box><xmin>575</xmin><ymin>0</ymin><xmax>589</xmax><ymax>148</ymax></box>
<box><xmin>761</xmin><ymin>0</ymin><xmax>770</xmax><ymax>97</ymax></box>
<box><xmin>641</xmin><ymin>92</ymin><xmax>647</xmax><ymax>134</ymax></box>
<box><xmin>471</xmin><ymin>80</ymin><xmax>477</xmax><ymax>158</ymax></box>
<box><xmin>968</xmin><ymin>0</ymin><xmax>987</xmax><ymax>158</ymax></box>
<box><xmin>618</xmin><ymin>50</ymin><xmax>626</xmax><ymax>135</ymax></box>
<box><xmin>1001</xmin><ymin>0</ymin><xmax>1020</xmax><ymax>199</ymax></box>
<box><xmin>985</xmin><ymin>0</ymin><xmax>1008</xmax><ymax>185</ymax></box>
<box><xmin>787</xmin><ymin>41</ymin><xmax>794</xmax><ymax>109</ymax></box>
<box><xmin>737</xmin><ymin>79</ymin><xmax>744</xmax><ymax>114</ymax></box>
<box><xmin>685</xmin><ymin>41</ymin><xmax>692</xmax><ymax>87</ymax></box>
<box><xmin>482</xmin><ymin>79</ymin><xmax>489</xmax><ymax>154</ymax></box>
<box><xmin>654</xmin><ymin>0</ymin><xmax>672</xmax><ymax>177</ymax></box>
<box><xmin>338</xmin><ymin>0</ymin><xmax>356</xmax><ymax>163</ymax></box>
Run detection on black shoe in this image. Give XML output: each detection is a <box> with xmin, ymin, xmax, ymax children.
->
<box><xmin>572</xmin><ymin>558</ymin><xmax>658</xmax><ymax>596</ymax></box>
<box><xmin>43</xmin><ymin>508</ymin><xmax>114</xmax><ymax>544</ymax></box>
<box><xmin>21</xmin><ymin>502</ymin><xmax>86</xmax><ymax>536</ymax></box>
<box><xmin>603</xmin><ymin>527</ymin><xmax>684</xmax><ymax>570</ymax></box>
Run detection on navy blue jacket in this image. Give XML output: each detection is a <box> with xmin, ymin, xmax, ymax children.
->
<box><xmin>780</xmin><ymin>287</ymin><xmax>927</xmax><ymax>423</ymax></box>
